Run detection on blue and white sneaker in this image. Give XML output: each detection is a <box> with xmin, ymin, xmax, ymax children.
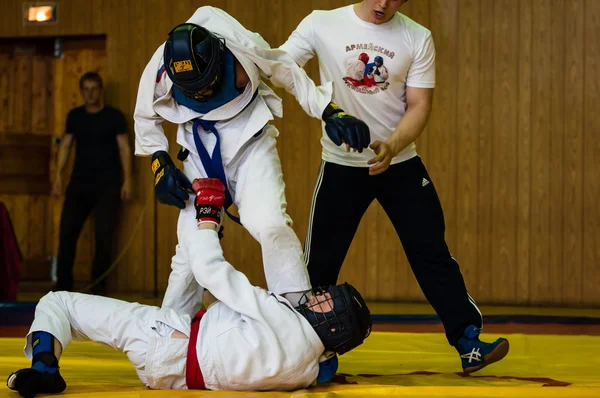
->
<box><xmin>455</xmin><ymin>325</ymin><xmax>509</xmax><ymax>373</ymax></box>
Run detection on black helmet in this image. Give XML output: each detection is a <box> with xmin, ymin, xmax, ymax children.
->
<box><xmin>163</xmin><ymin>23</ymin><xmax>225</xmax><ymax>100</ymax></box>
<box><xmin>295</xmin><ymin>283</ymin><xmax>372</xmax><ymax>355</ymax></box>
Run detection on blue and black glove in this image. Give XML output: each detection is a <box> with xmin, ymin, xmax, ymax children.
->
<box><xmin>322</xmin><ymin>102</ymin><xmax>370</xmax><ymax>153</ymax></box>
<box><xmin>151</xmin><ymin>151</ymin><xmax>193</xmax><ymax>209</ymax></box>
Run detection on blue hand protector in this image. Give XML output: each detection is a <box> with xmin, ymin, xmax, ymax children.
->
<box><xmin>152</xmin><ymin>151</ymin><xmax>193</xmax><ymax>209</ymax></box>
<box><xmin>322</xmin><ymin>102</ymin><xmax>370</xmax><ymax>153</ymax></box>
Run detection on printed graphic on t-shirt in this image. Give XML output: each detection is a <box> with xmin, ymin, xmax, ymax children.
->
<box><xmin>342</xmin><ymin>44</ymin><xmax>394</xmax><ymax>94</ymax></box>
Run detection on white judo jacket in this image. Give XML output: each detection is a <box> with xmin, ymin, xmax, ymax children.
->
<box><xmin>183</xmin><ymin>230</ymin><xmax>325</xmax><ymax>391</ymax></box>
<box><xmin>134</xmin><ymin>6</ymin><xmax>333</xmax><ymax>165</ymax></box>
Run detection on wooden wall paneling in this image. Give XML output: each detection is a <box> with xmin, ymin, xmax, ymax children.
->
<box><xmin>0</xmin><ymin>53</ymin><xmax>9</xmax><ymax>134</ymax></box>
<box><xmin>489</xmin><ymin>0</ymin><xmax>519</xmax><ymax>303</ymax></box>
<box><xmin>15</xmin><ymin>52</ymin><xmax>34</xmax><ymax>133</ymax></box>
<box><xmin>4</xmin><ymin>0</ymin><xmax>93</xmax><ymax>38</ymax></box>
<box><xmin>10</xmin><ymin>195</ymin><xmax>29</xmax><ymax>263</ymax></box>
<box><xmin>4</xmin><ymin>52</ymin><xmax>16</xmax><ymax>134</ymax></box>
<box><xmin>405</xmin><ymin>0</ymin><xmax>431</xmax><ymax>164</ymax></box>
<box><xmin>358</xmin><ymin>203</ymin><xmax>379</xmax><ymax>299</ymax></box>
<box><xmin>562</xmin><ymin>0</ymin><xmax>585</xmax><ymax>305</ymax></box>
<box><xmin>45</xmin><ymin>197</ymin><xmax>56</xmax><ymax>273</ymax></box>
<box><xmin>31</xmin><ymin>55</ymin><xmax>52</xmax><ymax>134</ymax></box>
<box><xmin>0</xmin><ymin>0</ymin><xmax>19</xmax><ymax>37</ymax></box>
<box><xmin>329</xmin><ymin>177</ymin><xmax>360</xmax><ymax>292</ymax></box>
<box><xmin>49</xmin><ymin>53</ymin><xmax>65</xmax><ymax>259</ymax></box>
<box><xmin>109</xmin><ymin>0</ymin><xmax>147</xmax><ymax>294</ymax></box>
<box><xmin>170</xmin><ymin>0</ymin><xmax>195</xmax><ymax>26</ymax></box>
<box><xmin>115</xmin><ymin>0</ymin><xmax>145</xmax><ymax>294</ymax></box>
<box><xmin>455</xmin><ymin>0</ymin><xmax>480</xmax><ymax>295</ymax></box>
<box><xmin>28</xmin><ymin>194</ymin><xmax>48</xmax><ymax>261</ymax></box>
<box><xmin>530</xmin><ymin>0</ymin><xmax>552</xmax><ymax>304</ymax></box>
<box><xmin>516</xmin><ymin>0</ymin><xmax>533</xmax><ymax>304</ymax></box>
<box><xmin>377</xmin><ymin>206</ymin><xmax>402</xmax><ymax>300</ymax></box>
<box><xmin>582</xmin><ymin>0</ymin><xmax>600</xmax><ymax>305</ymax></box>
<box><xmin>92</xmin><ymin>0</ymin><xmax>105</xmax><ymax>35</ymax></box>
<box><xmin>226</xmin><ymin>0</ymin><xmax>258</xmax><ymax>29</ymax></box>
<box><xmin>476</xmin><ymin>0</ymin><xmax>494</xmax><ymax>302</ymax></box>
<box><xmin>342</xmin><ymin>196</ymin><xmax>370</xmax><ymax>296</ymax></box>
<box><xmin>549</xmin><ymin>0</ymin><xmax>566</xmax><ymax>304</ymax></box>
<box><xmin>428</xmin><ymin>0</ymin><xmax>458</xmax><ymax>255</ymax></box>
<box><xmin>56</xmin><ymin>0</ymin><xmax>95</xmax><ymax>37</ymax></box>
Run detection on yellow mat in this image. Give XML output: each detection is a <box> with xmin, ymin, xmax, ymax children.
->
<box><xmin>1</xmin><ymin>332</ymin><xmax>600</xmax><ymax>398</ymax></box>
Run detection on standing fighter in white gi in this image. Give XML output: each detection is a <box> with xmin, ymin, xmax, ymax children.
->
<box><xmin>7</xmin><ymin>178</ymin><xmax>372</xmax><ymax>398</ymax></box>
<box><xmin>134</xmin><ymin>6</ymin><xmax>371</xmax><ymax>314</ymax></box>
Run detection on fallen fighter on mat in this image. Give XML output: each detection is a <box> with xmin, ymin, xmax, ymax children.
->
<box><xmin>7</xmin><ymin>178</ymin><xmax>372</xmax><ymax>398</ymax></box>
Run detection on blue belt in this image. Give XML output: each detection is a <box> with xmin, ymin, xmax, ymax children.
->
<box><xmin>192</xmin><ymin>119</ymin><xmax>242</xmax><ymax>225</ymax></box>
<box><xmin>190</xmin><ymin>91</ymin><xmax>261</xmax><ymax>226</ymax></box>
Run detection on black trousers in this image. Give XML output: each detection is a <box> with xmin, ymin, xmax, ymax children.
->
<box><xmin>55</xmin><ymin>179</ymin><xmax>121</xmax><ymax>294</ymax></box>
<box><xmin>305</xmin><ymin>157</ymin><xmax>482</xmax><ymax>345</ymax></box>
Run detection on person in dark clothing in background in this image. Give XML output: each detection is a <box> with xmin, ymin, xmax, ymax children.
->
<box><xmin>51</xmin><ymin>72</ymin><xmax>132</xmax><ymax>295</ymax></box>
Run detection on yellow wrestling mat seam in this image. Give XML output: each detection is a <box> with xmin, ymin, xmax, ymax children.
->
<box><xmin>2</xmin><ymin>332</ymin><xmax>600</xmax><ymax>398</ymax></box>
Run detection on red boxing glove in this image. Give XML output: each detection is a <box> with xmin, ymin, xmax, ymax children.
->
<box><xmin>192</xmin><ymin>178</ymin><xmax>226</xmax><ymax>226</ymax></box>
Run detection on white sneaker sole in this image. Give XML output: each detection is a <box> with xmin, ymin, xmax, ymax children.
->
<box><xmin>7</xmin><ymin>373</ymin><xmax>17</xmax><ymax>389</ymax></box>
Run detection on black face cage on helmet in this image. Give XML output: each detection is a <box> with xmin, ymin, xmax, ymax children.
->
<box><xmin>295</xmin><ymin>282</ymin><xmax>372</xmax><ymax>355</ymax></box>
<box><xmin>163</xmin><ymin>23</ymin><xmax>226</xmax><ymax>100</ymax></box>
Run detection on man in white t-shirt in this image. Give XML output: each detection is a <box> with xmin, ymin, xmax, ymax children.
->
<box><xmin>281</xmin><ymin>0</ymin><xmax>509</xmax><ymax>374</ymax></box>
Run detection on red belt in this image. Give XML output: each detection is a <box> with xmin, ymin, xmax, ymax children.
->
<box><xmin>186</xmin><ymin>309</ymin><xmax>206</xmax><ymax>389</ymax></box>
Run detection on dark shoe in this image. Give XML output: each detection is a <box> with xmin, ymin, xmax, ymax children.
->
<box><xmin>7</xmin><ymin>368</ymin><xmax>66</xmax><ymax>398</ymax></box>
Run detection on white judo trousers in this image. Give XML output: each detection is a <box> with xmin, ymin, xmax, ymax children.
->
<box><xmin>161</xmin><ymin>122</ymin><xmax>309</xmax><ymax>316</ymax></box>
<box><xmin>23</xmin><ymin>291</ymin><xmax>191</xmax><ymax>390</ymax></box>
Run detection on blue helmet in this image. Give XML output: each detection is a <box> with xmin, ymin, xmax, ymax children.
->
<box><xmin>374</xmin><ymin>56</ymin><xmax>384</xmax><ymax>64</ymax></box>
<box><xmin>164</xmin><ymin>23</ymin><xmax>226</xmax><ymax>100</ymax></box>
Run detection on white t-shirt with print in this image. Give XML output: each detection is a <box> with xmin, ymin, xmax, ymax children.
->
<box><xmin>280</xmin><ymin>5</ymin><xmax>435</xmax><ymax>167</ymax></box>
